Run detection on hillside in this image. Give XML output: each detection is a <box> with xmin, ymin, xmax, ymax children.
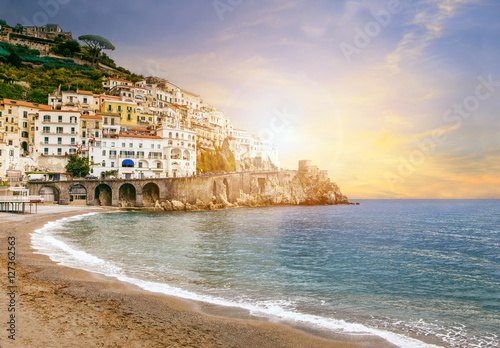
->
<box><xmin>0</xmin><ymin>38</ymin><xmax>142</xmax><ymax>103</ymax></box>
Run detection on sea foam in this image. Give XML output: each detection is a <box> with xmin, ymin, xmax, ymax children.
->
<box><xmin>31</xmin><ymin>213</ymin><xmax>442</xmax><ymax>348</ymax></box>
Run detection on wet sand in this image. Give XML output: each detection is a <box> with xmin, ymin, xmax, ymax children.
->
<box><xmin>0</xmin><ymin>205</ymin><xmax>385</xmax><ymax>347</ymax></box>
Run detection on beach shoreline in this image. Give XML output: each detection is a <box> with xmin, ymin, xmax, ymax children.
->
<box><xmin>0</xmin><ymin>205</ymin><xmax>389</xmax><ymax>347</ymax></box>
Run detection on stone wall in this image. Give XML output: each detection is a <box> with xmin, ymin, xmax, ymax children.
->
<box><xmin>28</xmin><ymin>170</ymin><xmax>349</xmax><ymax>209</ymax></box>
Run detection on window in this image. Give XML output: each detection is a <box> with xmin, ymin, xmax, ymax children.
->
<box><xmin>129</xmin><ymin>143</ymin><xmax>133</xmax><ymax>148</ymax></box>
<box><xmin>138</xmin><ymin>162</ymin><xmax>143</xmax><ymax>168</ymax></box>
<box><xmin>82</xmin><ymin>121</ymin><xmax>87</xmax><ymax>128</ymax></box>
<box><xmin>83</xmin><ymin>97</ymin><xmax>87</xmax><ymax>103</ymax></box>
<box><xmin>111</xmin><ymin>142</ymin><xmax>115</xmax><ymax>147</ymax></box>
<box><xmin>23</xmin><ymin>111</ymin><xmax>28</xmax><ymax>118</ymax></box>
<box><xmin>71</xmin><ymin>138</ymin><xmax>75</xmax><ymax>145</ymax></box>
<box><xmin>127</xmin><ymin>106</ymin><xmax>132</xmax><ymax>112</ymax></box>
<box><xmin>151</xmin><ymin>144</ymin><xmax>154</xmax><ymax>149</ymax></box>
<box><xmin>110</xmin><ymin>118</ymin><xmax>115</xmax><ymax>125</ymax></box>
<box><xmin>43</xmin><ymin>126</ymin><xmax>50</xmax><ymax>133</ymax></box>
<box><xmin>117</xmin><ymin>105</ymin><xmax>122</xmax><ymax>112</ymax></box>
<box><xmin>82</xmin><ymin>131</ymin><xmax>86</xmax><ymax>138</ymax></box>
<box><xmin>139</xmin><ymin>143</ymin><xmax>142</xmax><ymax>148</ymax></box>
<box><xmin>95</xmin><ymin>122</ymin><xmax>99</xmax><ymax>129</ymax></box>
<box><xmin>103</xmin><ymin>142</ymin><xmax>106</xmax><ymax>147</ymax></box>
<box><xmin>58</xmin><ymin>115</ymin><xmax>63</xmax><ymax>122</ymax></box>
<box><xmin>56</xmin><ymin>127</ymin><xmax>63</xmax><ymax>134</ymax></box>
<box><xmin>9</xmin><ymin>150</ymin><xmax>14</xmax><ymax>156</ymax></box>
<box><xmin>21</xmin><ymin>131</ymin><xmax>28</xmax><ymax>138</ymax></box>
<box><xmin>111</xmin><ymin>162</ymin><xmax>114</xmax><ymax>167</ymax></box>
<box><xmin>102</xmin><ymin>160</ymin><xmax>105</xmax><ymax>167</ymax></box>
<box><xmin>71</xmin><ymin>127</ymin><xmax>75</xmax><ymax>134</ymax></box>
<box><xmin>122</xmin><ymin>143</ymin><xmax>125</xmax><ymax>148</ymax></box>
<box><xmin>69</xmin><ymin>148</ymin><xmax>76</xmax><ymax>154</ymax></box>
<box><xmin>95</xmin><ymin>131</ymin><xmax>99</xmax><ymax>138</ymax></box>
<box><xmin>57</xmin><ymin>137</ymin><xmax>62</xmax><ymax>144</ymax></box>
<box><xmin>127</xmin><ymin>114</ymin><xmax>131</xmax><ymax>120</ymax></box>
<box><xmin>57</xmin><ymin>148</ymin><xmax>62</xmax><ymax>155</ymax></box>
<box><xmin>44</xmin><ymin>148</ymin><xmax>49</xmax><ymax>155</ymax></box>
<box><xmin>70</xmin><ymin>116</ymin><xmax>77</xmax><ymax>123</ymax></box>
<box><xmin>22</xmin><ymin>122</ymin><xmax>27</xmax><ymax>128</ymax></box>
<box><xmin>44</xmin><ymin>137</ymin><xmax>49</xmax><ymax>144</ymax></box>
<box><xmin>102</xmin><ymin>150</ymin><xmax>106</xmax><ymax>156</ymax></box>
<box><xmin>43</xmin><ymin>115</ymin><xmax>51</xmax><ymax>122</ymax></box>
<box><xmin>108</xmin><ymin>105</ymin><xmax>112</xmax><ymax>111</ymax></box>
<box><xmin>103</xmin><ymin>117</ymin><xmax>108</xmax><ymax>125</ymax></box>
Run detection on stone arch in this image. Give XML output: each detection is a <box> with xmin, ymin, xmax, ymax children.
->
<box><xmin>138</xmin><ymin>160</ymin><xmax>149</xmax><ymax>169</ymax></box>
<box><xmin>21</xmin><ymin>141</ymin><xmax>28</xmax><ymax>154</ymax></box>
<box><xmin>152</xmin><ymin>160</ymin><xmax>163</xmax><ymax>169</ymax></box>
<box><xmin>142</xmin><ymin>182</ymin><xmax>160</xmax><ymax>207</ymax></box>
<box><xmin>183</xmin><ymin>150</ymin><xmax>190</xmax><ymax>161</ymax></box>
<box><xmin>94</xmin><ymin>183</ymin><xmax>112</xmax><ymax>206</ymax></box>
<box><xmin>171</xmin><ymin>148</ymin><xmax>182</xmax><ymax>159</ymax></box>
<box><xmin>39</xmin><ymin>185</ymin><xmax>59</xmax><ymax>203</ymax></box>
<box><xmin>119</xmin><ymin>183</ymin><xmax>136</xmax><ymax>207</ymax></box>
<box><xmin>69</xmin><ymin>184</ymin><xmax>87</xmax><ymax>205</ymax></box>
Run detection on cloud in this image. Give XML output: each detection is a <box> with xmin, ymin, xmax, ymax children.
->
<box><xmin>386</xmin><ymin>0</ymin><xmax>482</xmax><ymax>71</ymax></box>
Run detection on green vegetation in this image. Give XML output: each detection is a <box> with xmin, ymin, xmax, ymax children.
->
<box><xmin>0</xmin><ymin>80</ymin><xmax>25</xmax><ymax>99</ymax></box>
<box><xmin>78</xmin><ymin>34</ymin><xmax>115</xmax><ymax>67</ymax></box>
<box><xmin>0</xmin><ymin>63</ymin><xmax>106</xmax><ymax>102</ymax></box>
<box><xmin>197</xmin><ymin>138</ymin><xmax>236</xmax><ymax>173</ymax></box>
<box><xmin>50</xmin><ymin>39</ymin><xmax>81</xmax><ymax>57</ymax></box>
<box><xmin>65</xmin><ymin>156</ymin><xmax>90</xmax><ymax>178</ymax></box>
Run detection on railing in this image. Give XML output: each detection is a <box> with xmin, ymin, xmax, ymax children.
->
<box><xmin>0</xmin><ymin>195</ymin><xmax>43</xmax><ymax>202</ymax></box>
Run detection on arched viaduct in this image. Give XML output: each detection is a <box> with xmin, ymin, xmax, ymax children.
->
<box><xmin>27</xmin><ymin>172</ymin><xmax>294</xmax><ymax>207</ymax></box>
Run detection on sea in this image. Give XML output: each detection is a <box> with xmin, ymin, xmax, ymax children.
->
<box><xmin>32</xmin><ymin>200</ymin><xmax>500</xmax><ymax>347</ymax></box>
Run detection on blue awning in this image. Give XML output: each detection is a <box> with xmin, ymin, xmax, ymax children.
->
<box><xmin>122</xmin><ymin>159</ymin><xmax>135</xmax><ymax>167</ymax></box>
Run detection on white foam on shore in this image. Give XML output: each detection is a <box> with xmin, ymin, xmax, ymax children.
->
<box><xmin>31</xmin><ymin>214</ymin><xmax>442</xmax><ymax>348</ymax></box>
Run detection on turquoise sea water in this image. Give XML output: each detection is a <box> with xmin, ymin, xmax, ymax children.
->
<box><xmin>32</xmin><ymin>200</ymin><xmax>500</xmax><ymax>347</ymax></box>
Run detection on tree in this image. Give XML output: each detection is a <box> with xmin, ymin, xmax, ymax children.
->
<box><xmin>0</xmin><ymin>19</ymin><xmax>7</xmax><ymax>26</ymax></box>
<box><xmin>65</xmin><ymin>155</ymin><xmax>90</xmax><ymax>178</ymax></box>
<box><xmin>6</xmin><ymin>50</ymin><xmax>22</xmax><ymax>68</ymax></box>
<box><xmin>13</xmin><ymin>23</ymin><xmax>23</xmax><ymax>33</ymax></box>
<box><xmin>78</xmin><ymin>34</ymin><xmax>115</xmax><ymax>67</ymax></box>
<box><xmin>50</xmin><ymin>39</ymin><xmax>81</xmax><ymax>57</ymax></box>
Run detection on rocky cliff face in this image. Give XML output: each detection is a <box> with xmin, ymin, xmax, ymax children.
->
<box><xmin>154</xmin><ymin>171</ymin><xmax>349</xmax><ymax>211</ymax></box>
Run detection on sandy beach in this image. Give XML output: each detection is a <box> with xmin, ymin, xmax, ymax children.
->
<box><xmin>0</xmin><ymin>205</ymin><xmax>375</xmax><ymax>348</ymax></box>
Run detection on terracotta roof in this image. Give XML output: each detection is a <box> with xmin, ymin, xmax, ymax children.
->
<box><xmin>108</xmin><ymin>78</ymin><xmax>132</xmax><ymax>83</ymax></box>
<box><xmin>44</xmin><ymin>110</ymin><xmax>81</xmax><ymax>114</ymax></box>
<box><xmin>80</xmin><ymin>115</ymin><xmax>102</xmax><ymax>119</ymax></box>
<box><xmin>2</xmin><ymin>98</ymin><xmax>52</xmax><ymax>110</ymax></box>
<box><xmin>76</xmin><ymin>90</ymin><xmax>93</xmax><ymax>95</ymax></box>
<box><xmin>118</xmin><ymin>134</ymin><xmax>162</xmax><ymax>139</ymax></box>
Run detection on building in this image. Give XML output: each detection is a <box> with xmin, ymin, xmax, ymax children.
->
<box><xmin>89</xmin><ymin>127</ymin><xmax>196</xmax><ymax>179</ymax></box>
<box><xmin>48</xmin><ymin>90</ymin><xmax>97</xmax><ymax>115</ymax></box>
<box><xmin>24</xmin><ymin>24</ymin><xmax>72</xmax><ymax>41</ymax></box>
<box><xmin>102</xmin><ymin>99</ymin><xmax>139</xmax><ymax>126</ymax></box>
<box><xmin>34</xmin><ymin>110</ymin><xmax>81</xmax><ymax>157</ymax></box>
<box><xmin>102</xmin><ymin>77</ymin><xmax>133</xmax><ymax>89</ymax></box>
<box><xmin>0</xmin><ymin>99</ymin><xmax>51</xmax><ymax>177</ymax></box>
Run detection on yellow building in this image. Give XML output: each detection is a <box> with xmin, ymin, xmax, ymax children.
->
<box><xmin>102</xmin><ymin>100</ymin><xmax>139</xmax><ymax>127</ymax></box>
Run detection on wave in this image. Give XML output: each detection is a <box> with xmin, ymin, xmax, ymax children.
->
<box><xmin>31</xmin><ymin>213</ymin><xmax>443</xmax><ymax>348</ymax></box>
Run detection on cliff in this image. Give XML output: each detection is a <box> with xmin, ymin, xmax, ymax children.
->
<box><xmin>154</xmin><ymin>169</ymin><xmax>349</xmax><ymax>211</ymax></box>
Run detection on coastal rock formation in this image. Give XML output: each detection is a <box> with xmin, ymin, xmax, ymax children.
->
<box><xmin>156</xmin><ymin>169</ymin><xmax>349</xmax><ymax>211</ymax></box>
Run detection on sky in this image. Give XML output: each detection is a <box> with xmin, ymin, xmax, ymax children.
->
<box><xmin>2</xmin><ymin>0</ymin><xmax>500</xmax><ymax>198</ymax></box>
